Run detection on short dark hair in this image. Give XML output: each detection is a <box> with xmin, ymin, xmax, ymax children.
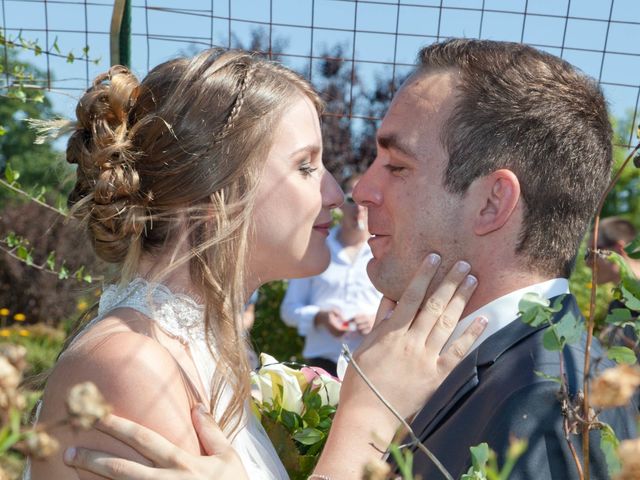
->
<box><xmin>417</xmin><ymin>39</ymin><xmax>613</xmax><ymax>277</ymax></box>
<box><xmin>596</xmin><ymin>217</ymin><xmax>637</xmax><ymax>249</ymax></box>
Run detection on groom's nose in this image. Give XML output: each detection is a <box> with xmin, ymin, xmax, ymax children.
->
<box><xmin>352</xmin><ymin>165</ymin><xmax>383</xmax><ymax>208</ymax></box>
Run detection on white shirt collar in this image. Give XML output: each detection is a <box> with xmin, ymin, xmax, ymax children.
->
<box><xmin>442</xmin><ymin>278</ymin><xmax>570</xmax><ymax>354</ymax></box>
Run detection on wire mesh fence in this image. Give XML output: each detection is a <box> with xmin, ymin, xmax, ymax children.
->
<box><xmin>2</xmin><ymin>0</ymin><xmax>640</xmax><ymax>148</ymax></box>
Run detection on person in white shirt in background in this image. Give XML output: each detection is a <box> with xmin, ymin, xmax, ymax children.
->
<box><xmin>280</xmin><ymin>174</ymin><xmax>382</xmax><ymax>376</ymax></box>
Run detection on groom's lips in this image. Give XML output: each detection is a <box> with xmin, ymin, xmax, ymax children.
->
<box><xmin>368</xmin><ymin>233</ymin><xmax>391</xmax><ymax>256</ymax></box>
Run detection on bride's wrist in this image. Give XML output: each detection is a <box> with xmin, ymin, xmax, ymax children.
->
<box><xmin>333</xmin><ymin>402</ymin><xmax>398</xmax><ymax>445</ymax></box>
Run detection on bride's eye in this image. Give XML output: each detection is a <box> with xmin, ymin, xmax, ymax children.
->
<box><xmin>298</xmin><ymin>162</ymin><xmax>318</xmax><ymax>177</ymax></box>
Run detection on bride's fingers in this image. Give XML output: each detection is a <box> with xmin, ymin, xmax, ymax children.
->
<box><xmin>191</xmin><ymin>404</ymin><xmax>231</xmax><ymax>456</ymax></box>
<box><xmin>370</xmin><ymin>296</ymin><xmax>397</xmax><ymax>332</ymax></box>
<box><xmin>410</xmin><ymin>260</ymin><xmax>471</xmax><ymax>345</ymax></box>
<box><xmin>438</xmin><ymin>316</ymin><xmax>488</xmax><ymax>372</ymax></box>
<box><xmin>423</xmin><ymin>272</ymin><xmax>477</xmax><ymax>352</ymax></box>
<box><xmin>64</xmin><ymin>448</ymin><xmax>158</xmax><ymax>480</ymax></box>
<box><xmin>94</xmin><ymin>414</ymin><xmax>183</xmax><ymax>468</ymax></box>
<box><xmin>385</xmin><ymin>253</ymin><xmax>441</xmax><ymax>332</ymax></box>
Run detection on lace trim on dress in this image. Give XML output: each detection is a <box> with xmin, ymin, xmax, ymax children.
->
<box><xmin>98</xmin><ymin>278</ymin><xmax>207</xmax><ymax>344</ymax></box>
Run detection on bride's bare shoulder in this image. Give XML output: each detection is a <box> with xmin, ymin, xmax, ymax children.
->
<box><xmin>31</xmin><ymin>313</ymin><xmax>201</xmax><ymax>479</ymax></box>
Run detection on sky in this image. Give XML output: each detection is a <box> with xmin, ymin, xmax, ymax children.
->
<box><xmin>4</xmin><ymin>0</ymin><xmax>640</xmax><ymax>147</ymax></box>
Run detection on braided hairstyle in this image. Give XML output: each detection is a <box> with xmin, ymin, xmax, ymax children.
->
<box><xmin>65</xmin><ymin>49</ymin><xmax>322</xmax><ymax>434</ymax></box>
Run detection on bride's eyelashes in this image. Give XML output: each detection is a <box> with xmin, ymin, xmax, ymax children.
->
<box><xmin>298</xmin><ymin>160</ymin><xmax>319</xmax><ymax>178</ymax></box>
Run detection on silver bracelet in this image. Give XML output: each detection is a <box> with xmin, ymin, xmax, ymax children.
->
<box><xmin>308</xmin><ymin>475</ymin><xmax>331</xmax><ymax>480</ymax></box>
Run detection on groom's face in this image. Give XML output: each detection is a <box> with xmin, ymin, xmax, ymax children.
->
<box><xmin>353</xmin><ymin>70</ymin><xmax>469</xmax><ymax>301</ymax></box>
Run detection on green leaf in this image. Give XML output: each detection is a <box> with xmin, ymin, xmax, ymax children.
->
<box><xmin>600</xmin><ymin>423</ymin><xmax>621</xmax><ymax>477</ymax></box>
<box><xmin>534</xmin><ymin>370</ymin><xmax>563</xmax><ymax>384</ymax></box>
<box><xmin>518</xmin><ymin>292</ymin><xmax>552</xmax><ymax>327</ymax></box>
<box><xmin>16</xmin><ymin>245</ymin><xmax>33</xmax><ymax>266</ymax></box>
<box><xmin>83</xmin><ymin>274</ymin><xmax>93</xmax><ymax>284</ymax></box>
<box><xmin>4</xmin><ymin>163</ymin><xmax>19</xmax><ymax>184</ymax></box>
<box><xmin>305</xmin><ymin>391</ymin><xmax>322</xmax><ymax>411</ymax></box>
<box><xmin>82</xmin><ymin>45</ymin><xmax>90</xmax><ymax>57</ymax></box>
<box><xmin>32</xmin><ymin>91</ymin><xmax>45</xmax><ymax>103</ymax></box>
<box><xmin>58</xmin><ymin>264</ymin><xmax>69</xmax><ymax>280</ymax></box>
<box><xmin>5</xmin><ymin>232</ymin><xmax>18</xmax><ymax>248</ymax></box>
<box><xmin>625</xmin><ymin>236</ymin><xmax>640</xmax><ymax>260</ymax></box>
<box><xmin>0</xmin><ymin>125</ymin><xmax>5</xmax><ymax>136</ymax></box>
<box><xmin>66</xmin><ymin>51</ymin><xmax>75</xmax><ymax>63</ymax></box>
<box><xmin>9</xmin><ymin>407</ymin><xmax>20</xmax><ymax>433</ymax></box>
<box><xmin>554</xmin><ymin>311</ymin><xmax>583</xmax><ymax>346</ymax></box>
<box><xmin>469</xmin><ymin>442</ymin><xmax>490</xmax><ymax>471</ymax></box>
<box><xmin>318</xmin><ymin>405</ymin><xmax>336</xmax><ymax>418</ymax></box>
<box><xmin>74</xmin><ymin>266</ymin><xmax>85</xmax><ymax>282</ymax></box>
<box><xmin>542</xmin><ymin>311</ymin><xmax>583</xmax><ymax>352</ymax></box>
<box><xmin>9</xmin><ymin>88</ymin><xmax>27</xmax><ymax>103</ymax></box>
<box><xmin>542</xmin><ymin>326</ymin><xmax>563</xmax><ymax>351</ymax></box>
<box><xmin>620</xmin><ymin>284</ymin><xmax>640</xmax><ymax>311</ymax></box>
<box><xmin>52</xmin><ymin>37</ymin><xmax>61</xmax><ymax>54</ymax></box>
<box><xmin>389</xmin><ymin>443</ymin><xmax>415</xmax><ymax>480</ymax></box>
<box><xmin>46</xmin><ymin>251</ymin><xmax>56</xmax><ymax>271</ymax></box>
<box><xmin>280</xmin><ymin>410</ymin><xmax>299</xmax><ymax>432</ymax></box>
<box><xmin>34</xmin><ymin>44</ymin><xmax>42</xmax><ymax>56</ymax></box>
<box><xmin>302</xmin><ymin>409</ymin><xmax>320</xmax><ymax>428</ymax></box>
<box><xmin>292</xmin><ymin>427</ymin><xmax>324</xmax><ymax>446</ymax></box>
<box><xmin>606</xmin><ymin>308</ymin><xmax>633</xmax><ymax>326</ymax></box>
<box><xmin>607</xmin><ymin>346</ymin><xmax>637</xmax><ymax>365</ymax></box>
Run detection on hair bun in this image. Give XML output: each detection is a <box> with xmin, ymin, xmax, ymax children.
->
<box><xmin>67</xmin><ymin>65</ymin><xmax>144</xmax><ymax>263</ymax></box>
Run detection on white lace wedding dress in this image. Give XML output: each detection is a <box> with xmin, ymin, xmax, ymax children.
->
<box><xmin>24</xmin><ymin>278</ymin><xmax>288</xmax><ymax>480</ymax></box>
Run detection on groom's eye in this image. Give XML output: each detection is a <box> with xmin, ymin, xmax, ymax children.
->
<box><xmin>384</xmin><ymin>164</ymin><xmax>405</xmax><ymax>175</ymax></box>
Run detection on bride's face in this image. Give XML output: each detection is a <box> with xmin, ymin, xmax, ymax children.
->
<box><xmin>249</xmin><ymin>94</ymin><xmax>343</xmax><ymax>284</ymax></box>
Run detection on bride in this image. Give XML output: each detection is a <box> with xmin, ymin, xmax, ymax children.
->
<box><xmin>30</xmin><ymin>48</ymin><xmax>485</xmax><ymax>479</ymax></box>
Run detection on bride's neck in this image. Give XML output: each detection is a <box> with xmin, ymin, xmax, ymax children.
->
<box><xmin>135</xmin><ymin>254</ymin><xmax>204</xmax><ymax>303</ymax></box>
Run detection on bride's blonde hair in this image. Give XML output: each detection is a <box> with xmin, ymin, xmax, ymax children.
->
<box><xmin>65</xmin><ymin>48</ymin><xmax>322</xmax><ymax>434</ymax></box>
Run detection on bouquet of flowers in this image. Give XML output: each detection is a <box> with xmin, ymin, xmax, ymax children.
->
<box><xmin>251</xmin><ymin>353</ymin><xmax>341</xmax><ymax>479</ymax></box>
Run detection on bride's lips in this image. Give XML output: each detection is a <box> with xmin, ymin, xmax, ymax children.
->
<box><xmin>313</xmin><ymin>221</ymin><xmax>332</xmax><ymax>236</ymax></box>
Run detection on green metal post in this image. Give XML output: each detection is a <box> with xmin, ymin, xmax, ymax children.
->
<box><xmin>119</xmin><ymin>0</ymin><xmax>131</xmax><ymax>68</ymax></box>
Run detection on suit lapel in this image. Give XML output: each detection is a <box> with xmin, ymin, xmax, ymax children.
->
<box><xmin>410</xmin><ymin>349</ymin><xmax>480</xmax><ymax>439</ymax></box>
<box><xmin>410</xmin><ymin>294</ymin><xmax>579</xmax><ymax>441</ymax></box>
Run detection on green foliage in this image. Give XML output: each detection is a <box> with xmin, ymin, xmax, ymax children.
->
<box><xmin>607</xmin><ymin>346</ymin><xmax>637</xmax><ymax>365</ymax></box>
<box><xmin>519</xmin><ymin>293</ymin><xmax>582</xmax><ymax>352</ymax></box>
<box><xmin>389</xmin><ymin>443</ymin><xmax>415</xmax><ymax>480</ymax></box>
<box><xmin>569</xmin><ymin>242</ymin><xmax>612</xmax><ymax>325</ymax></box>
<box><xmin>250</xmin><ymin>281</ymin><xmax>304</xmax><ymax>361</ymax></box>
<box><xmin>461</xmin><ymin>439</ymin><xmax>527</xmax><ymax>480</ymax></box>
<box><xmin>599</xmin><ymin>423</ymin><xmax>622</xmax><ymax>477</ymax></box>
<box><xmin>8</xmin><ymin>325</ymin><xmax>64</xmax><ymax>377</ymax></box>
<box><xmin>602</xmin><ymin>112</ymin><xmax>640</xmax><ymax>225</ymax></box>
<box><xmin>254</xmin><ymin>372</ymin><xmax>337</xmax><ymax>479</ymax></box>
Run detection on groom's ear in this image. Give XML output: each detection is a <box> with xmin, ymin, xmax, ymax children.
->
<box><xmin>471</xmin><ymin>169</ymin><xmax>521</xmax><ymax>236</ymax></box>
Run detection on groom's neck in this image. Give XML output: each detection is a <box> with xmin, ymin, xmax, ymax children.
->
<box><xmin>460</xmin><ymin>264</ymin><xmax>558</xmax><ymax>319</ymax></box>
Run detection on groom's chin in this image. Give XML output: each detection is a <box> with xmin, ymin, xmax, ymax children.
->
<box><xmin>367</xmin><ymin>260</ymin><xmax>403</xmax><ymax>302</ymax></box>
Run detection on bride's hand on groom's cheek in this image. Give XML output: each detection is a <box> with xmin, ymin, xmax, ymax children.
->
<box><xmin>338</xmin><ymin>253</ymin><xmax>487</xmax><ymax>424</ymax></box>
<box><xmin>63</xmin><ymin>405</ymin><xmax>247</xmax><ymax>480</ymax></box>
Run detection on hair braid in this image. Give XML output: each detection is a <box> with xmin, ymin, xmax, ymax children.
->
<box><xmin>217</xmin><ymin>62</ymin><xmax>256</xmax><ymax>141</ymax></box>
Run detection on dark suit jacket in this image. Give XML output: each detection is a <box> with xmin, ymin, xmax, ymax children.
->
<box><xmin>401</xmin><ymin>294</ymin><xmax>637</xmax><ymax>480</ymax></box>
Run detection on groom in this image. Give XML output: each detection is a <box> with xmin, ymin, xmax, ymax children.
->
<box><xmin>352</xmin><ymin>39</ymin><xmax>637</xmax><ymax>478</ymax></box>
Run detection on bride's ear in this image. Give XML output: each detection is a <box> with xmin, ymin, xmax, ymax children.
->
<box><xmin>470</xmin><ymin>169</ymin><xmax>521</xmax><ymax>236</ymax></box>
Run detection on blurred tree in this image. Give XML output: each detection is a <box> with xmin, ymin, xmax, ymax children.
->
<box><xmin>0</xmin><ymin>49</ymin><xmax>73</xmax><ymax>204</ymax></box>
<box><xmin>601</xmin><ymin>110</ymin><xmax>640</xmax><ymax>227</ymax></box>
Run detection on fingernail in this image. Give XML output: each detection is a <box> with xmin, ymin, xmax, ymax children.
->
<box><xmin>457</xmin><ymin>261</ymin><xmax>471</xmax><ymax>273</ymax></box>
<box><xmin>464</xmin><ymin>275</ymin><xmax>477</xmax><ymax>287</ymax></box>
<box><xmin>427</xmin><ymin>253</ymin><xmax>441</xmax><ymax>265</ymax></box>
<box><xmin>63</xmin><ymin>447</ymin><xmax>76</xmax><ymax>464</ymax></box>
<box><xmin>478</xmin><ymin>316</ymin><xmax>488</xmax><ymax>326</ymax></box>
<box><xmin>197</xmin><ymin>403</ymin><xmax>208</xmax><ymax>415</ymax></box>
